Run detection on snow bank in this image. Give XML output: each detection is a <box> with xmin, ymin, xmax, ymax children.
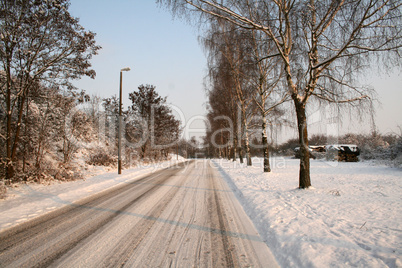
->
<box><xmin>213</xmin><ymin>157</ymin><xmax>402</xmax><ymax>268</ymax></box>
<box><xmin>0</xmin><ymin>157</ymin><xmax>186</xmax><ymax>231</ymax></box>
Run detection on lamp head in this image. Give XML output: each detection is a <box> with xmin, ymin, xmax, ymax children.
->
<box><xmin>121</xmin><ymin>67</ymin><xmax>131</xmax><ymax>72</ymax></box>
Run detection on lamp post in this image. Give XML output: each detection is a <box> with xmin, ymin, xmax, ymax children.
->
<box><xmin>118</xmin><ymin>67</ymin><xmax>130</xmax><ymax>174</ymax></box>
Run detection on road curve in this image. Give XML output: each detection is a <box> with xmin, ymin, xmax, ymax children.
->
<box><xmin>0</xmin><ymin>160</ymin><xmax>278</xmax><ymax>267</ymax></box>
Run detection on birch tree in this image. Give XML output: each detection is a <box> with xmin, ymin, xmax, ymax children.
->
<box><xmin>249</xmin><ymin>29</ymin><xmax>289</xmax><ymax>172</ymax></box>
<box><xmin>202</xmin><ymin>21</ymin><xmax>255</xmax><ymax>165</ymax></box>
<box><xmin>205</xmin><ymin>66</ymin><xmax>236</xmax><ymax>159</ymax></box>
<box><xmin>159</xmin><ymin>0</ymin><xmax>402</xmax><ymax>188</ymax></box>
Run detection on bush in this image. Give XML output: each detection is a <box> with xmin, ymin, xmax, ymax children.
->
<box><xmin>0</xmin><ymin>181</ymin><xmax>6</xmax><ymax>199</ymax></box>
<box><xmin>53</xmin><ymin>163</ymin><xmax>84</xmax><ymax>181</ymax></box>
<box><xmin>278</xmin><ymin>132</ymin><xmax>402</xmax><ymax>167</ymax></box>
<box><xmin>376</xmin><ymin>137</ymin><xmax>402</xmax><ymax>167</ymax></box>
<box><xmin>87</xmin><ymin>149</ymin><xmax>116</xmax><ymax>167</ymax></box>
<box><xmin>6</xmin><ymin>156</ymin><xmax>84</xmax><ymax>183</ymax></box>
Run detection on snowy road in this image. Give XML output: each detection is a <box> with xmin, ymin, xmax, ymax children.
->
<box><xmin>0</xmin><ymin>160</ymin><xmax>278</xmax><ymax>267</ymax></box>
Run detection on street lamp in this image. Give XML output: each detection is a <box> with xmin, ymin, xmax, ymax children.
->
<box><xmin>118</xmin><ymin>67</ymin><xmax>130</xmax><ymax>174</ymax></box>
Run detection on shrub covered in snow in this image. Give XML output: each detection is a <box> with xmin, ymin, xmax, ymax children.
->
<box><xmin>277</xmin><ymin>132</ymin><xmax>402</xmax><ymax>167</ymax></box>
<box><xmin>347</xmin><ymin>133</ymin><xmax>401</xmax><ymax>167</ymax></box>
<box><xmin>87</xmin><ymin>149</ymin><xmax>117</xmax><ymax>167</ymax></box>
<box><xmin>363</xmin><ymin>136</ymin><xmax>402</xmax><ymax>167</ymax></box>
<box><xmin>53</xmin><ymin>163</ymin><xmax>84</xmax><ymax>181</ymax></box>
<box><xmin>0</xmin><ymin>181</ymin><xmax>6</xmax><ymax>199</ymax></box>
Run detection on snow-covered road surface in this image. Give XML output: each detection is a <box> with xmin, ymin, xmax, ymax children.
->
<box><xmin>0</xmin><ymin>161</ymin><xmax>278</xmax><ymax>267</ymax></box>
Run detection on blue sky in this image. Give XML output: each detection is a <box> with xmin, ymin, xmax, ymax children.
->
<box><xmin>68</xmin><ymin>0</ymin><xmax>401</xmax><ymax>141</ymax></box>
<box><xmin>68</xmin><ymin>0</ymin><xmax>208</xmax><ymax>140</ymax></box>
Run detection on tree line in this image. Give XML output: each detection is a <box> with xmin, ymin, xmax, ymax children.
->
<box><xmin>0</xmin><ymin>0</ymin><xmax>100</xmax><ymax>182</ymax></box>
<box><xmin>159</xmin><ymin>0</ymin><xmax>402</xmax><ymax>188</ymax></box>
<box><xmin>0</xmin><ymin>1</ymin><xmax>180</xmax><ymax>185</ymax></box>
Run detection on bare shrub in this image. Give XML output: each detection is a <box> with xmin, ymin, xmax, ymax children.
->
<box><xmin>53</xmin><ymin>163</ymin><xmax>84</xmax><ymax>181</ymax></box>
<box><xmin>87</xmin><ymin>150</ymin><xmax>117</xmax><ymax>167</ymax></box>
<box><xmin>0</xmin><ymin>181</ymin><xmax>6</xmax><ymax>199</ymax></box>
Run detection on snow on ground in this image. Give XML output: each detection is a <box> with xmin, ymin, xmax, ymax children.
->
<box><xmin>0</xmin><ymin>155</ymin><xmax>186</xmax><ymax>231</ymax></box>
<box><xmin>213</xmin><ymin>157</ymin><xmax>402</xmax><ymax>268</ymax></box>
<box><xmin>1</xmin><ymin>155</ymin><xmax>400</xmax><ymax>267</ymax></box>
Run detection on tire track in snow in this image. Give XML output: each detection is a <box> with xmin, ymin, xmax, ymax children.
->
<box><xmin>0</xmin><ymin>162</ymin><xmax>190</xmax><ymax>267</ymax></box>
<box><xmin>207</xmin><ymin>164</ymin><xmax>237</xmax><ymax>267</ymax></box>
<box><xmin>101</xmin><ymin>163</ymin><xmax>193</xmax><ymax>267</ymax></box>
<box><xmin>0</xmin><ymin>160</ymin><xmax>279</xmax><ymax>267</ymax></box>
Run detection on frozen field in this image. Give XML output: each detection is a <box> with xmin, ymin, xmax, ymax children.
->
<box><xmin>213</xmin><ymin>157</ymin><xmax>402</xmax><ymax>268</ymax></box>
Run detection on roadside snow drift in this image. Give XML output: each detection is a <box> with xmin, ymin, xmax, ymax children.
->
<box><xmin>0</xmin><ymin>157</ymin><xmax>186</xmax><ymax>231</ymax></box>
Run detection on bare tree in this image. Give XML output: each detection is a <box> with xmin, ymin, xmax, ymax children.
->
<box><xmin>12</xmin><ymin>85</ymin><xmax>92</xmax><ymax>181</ymax></box>
<box><xmin>0</xmin><ymin>0</ymin><xmax>100</xmax><ymax>180</ymax></box>
<box><xmin>59</xmin><ymin>92</ymin><xmax>92</xmax><ymax>164</ymax></box>
<box><xmin>249</xmin><ymin>29</ymin><xmax>289</xmax><ymax>172</ymax></box>
<box><xmin>204</xmin><ymin>63</ymin><xmax>236</xmax><ymax>159</ymax></box>
<box><xmin>202</xmin><ymin>21</ymin><xmax>256</xmax><ymax>165</ymax></box>
<box><xmin>159</xmin><ymin>0</ymin><xmax>402</xmax><ymax>188</ymax></box>
<box><xmin>202</xmin><ymin>17</ymin><xmax>290</xmax><ymax>172</ymax></box>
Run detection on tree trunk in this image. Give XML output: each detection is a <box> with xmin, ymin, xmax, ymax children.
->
<box><xmin>5</xmin><ymin>71</ymin><xmax>29</xmax><ymax>181</ymax></box>
<box><xmin>232</xmin><ymin>137</ymin><xmax>237</xmax><ymax>161</ymax></box>
<box><xmin>238</xmin><ymin>144</ymin><xmax>244</xmax><ymax>164</ymax></box>
<box><xmin>5</xmin><ymin>53</ymin><xmax>13</xmax><ymax>181</ymax></box>
<box><xmin>63</xmin><ymin>137</ymin><xmax>70</xmax><ymax>163</ymax></box>
<box><xmin>141</xmin><ymin>144</ymin><xmax>146</xmax><ymax>159</ymax></box>
<box><xmin>242</xmin><ymin>119</ymin><xmax>252</xmax><ymax>166</ymax></box>
<box><xmin>10</xmin><ymin>92</ymin><xmax>27</xmax><ymax>166</ymax></box>
<box><xmin>22</xmin><ymin>97</ymin><xmax>30</xmax><ymax>174</ymax></box>
<box><xmin>262</xmin><ymin>117</ymin><xmax>271</xmax><ymax>172</ymax></box>
<box><xmin>295</xmin><ymin>100</ymin><xmax>311</xmax><ymax>189</ymax></box>
<box><xmin>244</xmin><ymin>136</ymin><xmax>252</xmax><ymax>166</ymax></box>
<box><xmin>240</xmin><ymin>105</ymin><xmax>252</xmax><ymax>166</ymax></box>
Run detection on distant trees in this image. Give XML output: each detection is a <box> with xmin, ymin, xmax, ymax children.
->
<box><xmin>277</xmin><ymin>131</ymin><xmax>402</xmax><ymax>168</ymax></box>
<box><xmin>102</xmin><ymin>95</ymin><xmax>120</xmax><ymax>147</ymax></box>
<box><xmin>128</xmin><ymin>84</ymin><xmax>181</xmax><ymax>160</ymax></box>
<box><xmin>84</xmin><ymin>85</ymin><xmax>182</xmax><ymax>167</ymax></box>
<box><xmin>176</xmin><ymin>136</ymin><xmax>202</xmax><ymax>159</ymax></box>
<box><xmin>0</xmin><ymin>0</ymin><xmax>100</xmax><ymax>181</ymax></box>
<box><xmin>159</xmin><ymin>0</ymin><xmax>402</xmax><ymax>188</ymax></box>
<box><xmin>201</xmin><ymin>17</ymin><xmax>289</xmax><ymax>172</ymax></box>
<box><xmin>202</xmin><ymin>22</ymin><xmax>248</xmax><ymax>162</ymax></box>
